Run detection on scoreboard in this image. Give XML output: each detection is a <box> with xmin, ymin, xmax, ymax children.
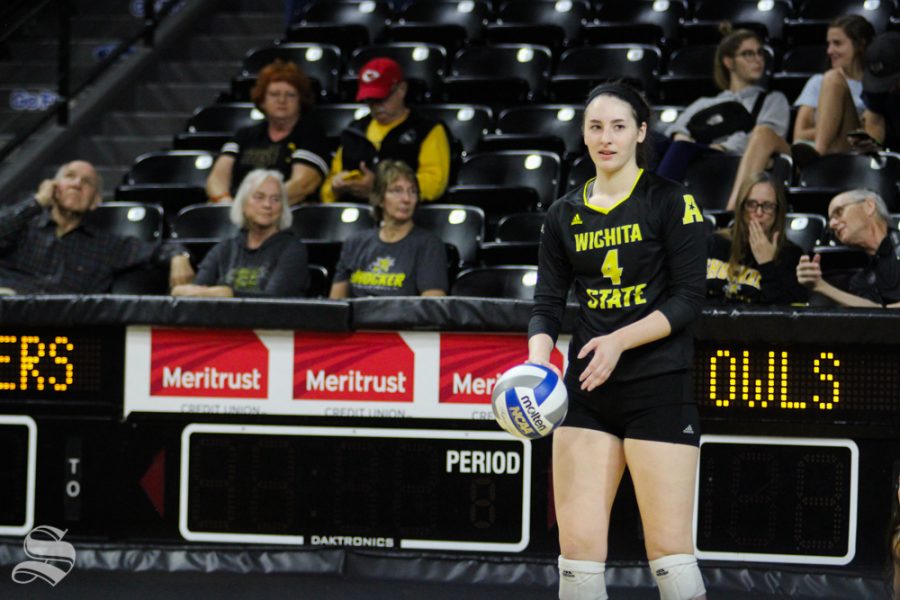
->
<box><xmin>0</xmin><ymin>308</ymin><xmax>897</xmax><ymax>573</ymax></box>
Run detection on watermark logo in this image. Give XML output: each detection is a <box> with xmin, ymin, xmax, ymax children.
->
<box><xmin>11</xmin><ymin>525</ymin><xmax>75</xmax><ymax>586</ymax></box>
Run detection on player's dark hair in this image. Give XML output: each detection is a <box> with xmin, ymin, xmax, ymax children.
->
<box><xmin>584</xmin><ymin>82</ymin><xmax>652</xmax><ymax>168</ymax></box>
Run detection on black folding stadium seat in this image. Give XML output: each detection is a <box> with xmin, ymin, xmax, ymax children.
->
<box><xmin>480</xmin><ymin>105</ymin><xmax>585</xmax><ymax>161</ymax></box>
<box><xmin>585</xmin><ymin>0</ymin><xmax>687</xmax><ymax>48</ymax></box>
<box><xmin>116</xmin><ymin>151</ymin><xmax>214</xmax><ymax>216</ymax></box>
<box><xmin>681</xmin><ymin>0</ymin><xmax>793</xmax><ymax>44</ymax></box>
<box><xmin>306</xmin><ymin>264</ymin><xmax>330</xmax><ymax>298</ymax></box>
<box><xmin>479</xmin><ymin>212</ymin><xmax>543</xmax><ymax>266</ymax></box>
<box><xmin>890</xmin><ymin>214</ymin><xmax>900</xmax><ymax>232</ymax></box>
<box><xmin>565</xmin><ymin>154</ymin><xmax>594</xmax><ymax>193</ymax></box>
<box><xmin>772</xmin><ymin>45</ymin><xmax>828</xmax><ymax>102</ymax></box>
<box><xmin>551</xmin><ymin>45</ymin><xmax>661</xmax><ymax>103</ymax></box>
<box><xmin>83</xmin><ymin>202</ymin><xmax>164</xmax><ymax>243</ymax></box>
<box><xmin>314</xmin><ymin>103</ymin><xmax>371</xmax><ymax>153</ymax></box>
<box><xmin>444</xmin><ymin>44</ymin><xmax>553</xmax><ymax>106</ymax></box>
<box><xmin>785</xmin><ymin>212</ymin><xmax>828</xmax><ymax>253</ymax></box>
<box><xmin>485</xmin><ymin>0</ymin><xmax>591</xmax><ymax>51</ymax></box>
<box><xmin>174</xmin><ymin>103</ymin><xmax>263</xmax><ymax>152</ymax></box>
<box><xmin>286</xmin><ymin>0</ymin><xmax>394</xmax><ymax>55</ymax></box>
<box><xmin>792</xmin><ymin>153</ymin><xmax>900</xmax><ymax>213</ymax></box>
<box><xmin>683</xmin><ymin>152</ymin><xmax>792</xmax><ymax>212</ymax></box>
<box><xmin>289</xmin><ymin>203</ymin><xmax>376</xmax><ymax>241</ymax></box>
<box><xmin>345</xmin><ymin>43</ymin><xmax>447</xmax><ymax>102</ymax></box>
<box><xmin>386</xmin><ymin>0</ymin><xmax>490</xmax><ymax>53</ymax></box>
<box><xmin>231</xmin><ymin>43</ymin><xmax>342</xmax><ymax>102</ymax></box>
<box><xmin>451</xmin><ymin>265</ymin><xmax>538</xmax><ymax>300</ymax></box>
<box><xmin>785</xmin><ymin>0</ymin><xmax>893</xmax><ymax>45</ymax></box>
<box><xmin>446</xmin><ymin>150</ymin><xmax>562</xmax><ymax>228</ymax></box>
<box><xmin>414</xmin><ymin>103</ymin><xmax>493</xmax><ymax>156</ymax></box>
<box><xmin>170</xmin><ymin>204</ymin><xmax>238</xmax><ymax>240</ymax></box>
<box><xmin>650</xmin><ymin>105</ymin><xmax>685</xmax><ymax>137</ymax></box>
<box><xmin>413</xmin><ymin>204</ymin><xmax>485</xmax><ymax>268</ymax></box>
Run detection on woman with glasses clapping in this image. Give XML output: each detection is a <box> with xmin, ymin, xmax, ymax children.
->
<box><xmin>706</xmin><ymin>172</ymin><xmax>807</xmax><ymax>304</ymax></box>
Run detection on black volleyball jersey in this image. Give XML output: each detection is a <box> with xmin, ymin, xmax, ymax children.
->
<box><xmin>529</xmin><ymin>169</ymin><xmax>707</xmax><ymax>383</ymax></box>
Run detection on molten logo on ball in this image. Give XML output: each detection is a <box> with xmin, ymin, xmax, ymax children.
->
<box><xmin>491</xmin><ymin>364</ymin><xmax>568</xmax><ymax>439</ymax></box>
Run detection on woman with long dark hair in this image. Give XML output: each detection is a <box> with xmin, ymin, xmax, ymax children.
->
<box><xmin>529</xmin><ymin>81</ymin><xmax>707</xmax><ymax>600</ymax></box>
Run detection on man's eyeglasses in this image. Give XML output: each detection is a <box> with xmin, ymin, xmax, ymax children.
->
<box><xmin>744</xmin><ymin>199</ymin><xmax>777</xmax><ymax>214</ymax></box>
<box><xmin>736</xmin><ymin>49</ymin><xmax>766</xmax><ymax>60</ymax></box>
<box><xmin>828</xmin><ymin>198</ymin><xmax>866</xmax><ymax>221</ymax></box>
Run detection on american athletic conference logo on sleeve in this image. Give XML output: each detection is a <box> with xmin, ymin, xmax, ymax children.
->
<box><xmin>11</xmin><ymin>525</ymin><xmax>75</xmax><ymax>586</ymax></box>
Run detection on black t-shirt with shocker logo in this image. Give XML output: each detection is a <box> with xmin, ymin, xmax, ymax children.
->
<box><xmin>528</xmin><ymin>169</ymin><xmax>707</xmax><ymax>384</ymax></box>
<box><xmin>220</xmin><ymin>120</ymin><xmax>330</xmax><ymax>193</ymax></box>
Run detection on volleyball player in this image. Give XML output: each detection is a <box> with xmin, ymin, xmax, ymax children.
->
<box><xmin>527</xmin><ymin>82</ymin><xmax>708</xmax><ymax>600</ymax></box>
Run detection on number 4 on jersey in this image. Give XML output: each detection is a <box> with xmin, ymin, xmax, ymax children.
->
<box><xmin>601</xmin><ymin>249</ymin><xmax>623</xmax><ymax>285</ymax></box>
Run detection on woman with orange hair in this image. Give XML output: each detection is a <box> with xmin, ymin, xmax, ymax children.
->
<box><xmin>206</xmin><ymin>59</ymin><xmax>330</xmax><ymax>205</ymax></box>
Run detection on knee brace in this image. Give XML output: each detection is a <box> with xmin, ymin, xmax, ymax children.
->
<box><xmin>558</xmin><ymin>556</ymin><xmax>607</xmax><ymax>600</ymax></box>
<box><xmin>649</xmin><ymin>554</ymin><xmax>706</xmax><ymax>600</ymax></box>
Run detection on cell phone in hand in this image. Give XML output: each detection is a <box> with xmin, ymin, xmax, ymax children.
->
<box><xmin>847</xmin><ymin>130</ymin><xmax>874</xmax><ymax>142</ymax></box>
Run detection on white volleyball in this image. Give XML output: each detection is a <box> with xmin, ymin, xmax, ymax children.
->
<box><xmin>491</xmin><ymin>363</ymin><xmax>568</xmax><ymax>440</ymax></box>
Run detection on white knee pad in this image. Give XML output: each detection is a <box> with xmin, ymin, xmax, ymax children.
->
<box><xmin>558</xmin><ymin>556</ymin><xmax>607</xmax><ymax>600</ymax></box>
<box><xmin>649</xmin><ymin>554</ymin><xmax>706</xmax><ymax>600</ymax></box>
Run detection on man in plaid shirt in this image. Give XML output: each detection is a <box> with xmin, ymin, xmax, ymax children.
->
<box><xmin>0</xmin><ymin>160</ymin><xmax>194</xmax><ymax>294</ymax></box>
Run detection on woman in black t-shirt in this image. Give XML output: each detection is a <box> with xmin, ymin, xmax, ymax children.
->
<box><xmin>707</xmin><ymin>172</ymin><xmax>807</xmax><ymax>305</ymax></box>
<box><xmin>528</xmin><ymin>82</ymin><xmax>707</xmax><ymax>600</ymax></box>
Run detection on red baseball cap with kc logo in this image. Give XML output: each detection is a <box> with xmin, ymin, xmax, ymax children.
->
<box><xmin>356</xmin><ymin>57</ymin><xmax>404</xmax><ymax>101</ymax></box>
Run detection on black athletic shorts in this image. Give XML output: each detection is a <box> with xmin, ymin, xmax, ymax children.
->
<box><xmin>561</xmin><ymin>371</ymin><xmax>700</xmax><ymax>446</ymax></box>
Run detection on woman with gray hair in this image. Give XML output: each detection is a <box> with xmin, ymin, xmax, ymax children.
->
<box><xmin>172</xmin><ymin>169</ymin><xmax>308</xmax><ymax>297</ymax></box>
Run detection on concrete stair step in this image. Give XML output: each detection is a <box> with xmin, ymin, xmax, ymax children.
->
<box><xmin>75</xmin><ymin>134</ymin><xmax>173</xmax><ymax>167</ymax></box>
<box><xmin>155</xmin><ymin>61</ymin><xmax>241</xmax><ymax>84</ymax></box>
<box><xmin>99</xmin><ymin>110</ymin><xmax>190</xmax><ymax>136</ymax></box>
<box><xmin>130</xmin><ymin>82</ymin><xmax>226</xmax><ymax>112</ymax></box>
<box><xmin>0</xmin><ymin>62</ymin><xmax>94</xmax><ymax>85</ymax></box>
<box><xmin>167</xmin><ymin>34</ymin><xmax>281</xmax><ymax>62</ymax></box>
<box><xmin>6</xmin><ymin>39</ymin><xmax>125</xmax><ymax>63</ymax></box>
<box><xmin>202</xmin><ymin>13</ymin><xmax>285</xmax><ymax>36</ymax></box>
<box><xmin>220</xmin><ymin>0</ymin><xmax>285</xmax><ymax>14</ymax></box>
<box><xmin>69</xmin><ymin>16</ymin><xmax>144</xmax><ymax>38</ymax></box>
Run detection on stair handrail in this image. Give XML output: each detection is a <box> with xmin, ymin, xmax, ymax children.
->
<box><xmin>0</xmin><ymin>0</ymin><xmax>182</xmax><ymax>164</ymax></box>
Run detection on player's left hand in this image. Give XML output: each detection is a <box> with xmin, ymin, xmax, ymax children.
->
<box><xmin>748</xmin><ymin>220</ymin><xmax>778</xmax><ymax>264</ymax></box>
<box><xmin>577</xmin><ymin>334</ymin><xmax>624</xmax><ymax>392</ymax></box>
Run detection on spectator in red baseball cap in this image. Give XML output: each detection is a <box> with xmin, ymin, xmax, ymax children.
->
<box><xmin>321</xmin><ymin>57</ymin><xmax>450</xmax><ymax>204</ymax></box>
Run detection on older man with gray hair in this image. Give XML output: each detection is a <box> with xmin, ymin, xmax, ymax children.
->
<box><xmin>796</xmin><ymin>189</ymin><xmax>900</xmax><ymax>307</ymax></box>
<box><xmin>0</xmin><ymin>160</ymin><xmax>194</xmax><ymax>294</ymax></box>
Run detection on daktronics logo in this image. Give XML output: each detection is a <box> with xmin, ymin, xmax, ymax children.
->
<box><xmin>294</xmin><ymin>332</ymin><xmax>414</xmax><ymax>401</ymax></box>
<box><xmin>439</xmin><ymin>334</ymin><xmax>564</xmax><ymax>404</ymax></box>
<box><xmin>149</xmin><ymin>329</ymin><xmax>268</xmax><ymax>398</ymax></box>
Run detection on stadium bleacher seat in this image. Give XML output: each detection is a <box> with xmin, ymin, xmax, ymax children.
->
<box><xmin>684</xmin><ymin>152</ymin><xmax>792</xmax><ymax>212</ymax></box>
<box><xmin>446</xmin><ymin>150</ymin><xmax>562</xmax><ymax>228</ymax></box>
<box><xmin>413</xmin><ymin>204</ymin><xmax>485</xmax><ymax>268</ymax></box>
<box><xmin>785</xmin><ymin>212</ymin><xmax>828</xmax><ymax>253</ymax></box>
<box><xmin>306</xmin><ymin>264</ymin><xmax>330</xmax><ymax>298</ymax></box>
<box><xmin>794</xmin><ymin>153</ymin><xmax>900</xmax><ymax>213</ymax></box>
<box><xmin>444</xmin><ymin>44</ymin><xmax>553</xmax><ymax>105</ymax></box>
<box><xmin>681</xmin><ymin>0</ymin><xmax>793</xmax><ymax>44</ymax></box>
<box><xmin>414</xmin><ymin>103</ymin><xmax>493</xmax><ymax>156</ymax></box>
<box><xmin>484</xmin><ymin>0</ymin><xmax>590</xmax><ymax>51</ymax></box>
<box><xmin>313</xmin><ymin>104</ymin><xmax>371</xmax><ymax>152</ymax></box>
<box><xmin>116</xmin><ymin>151</ymin><xmax>214</xmax><ymax>216</ymax></box>
<box><xmin>478</xmin><ymin>211</ymin><xmax>543</xmax><ymax>266</ymax></box>
<box><xmin>170</xmin><ymin>204</ymin><xmax>238</xmax><ymax>240</ymax></box>
<box><xmin>451</xmin><ymin>265</ymin><xmax>538</xmax><ymax>299</ymax></box>
<box><xmin>174</xmin><ymin>103</ymin><xmax>263</xmax><ymax>152</ymax></box>
<box><xmin>784</xmin><ymin>0</ymin><xmax>893</xmax><ymax>45</ymax></box>
<box><xmin>386</xmin><ymin>0</ymin><xmax>490</xmax><ymax>53</ymax></box>
<box><xmin>289</xmin><ymin>203</ymin><xmax>376</xmax><ymax>241</ymax></box>
<box><xmin>552</xmin><ymin>44</ymin><xmax>662</xmax><ymax>103</ymax></box>
<box><xmin>83</xmin><ymin>202</ymin><xmax>164</xmax><ymax>243</ymax></box>
<box><xmin>287</xmin><ymin>0</ymin><xmax>394</xmax><ymax>54</ymax></box>
<box><xmin>585</xmin><ymin>0</ymin><xmax>687</xmax><ymax>47</ymax></box>
<box><xmin>480</xmin><ymin>105</ymin><xmax>584</xmax><ymax>160</ymax></box>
